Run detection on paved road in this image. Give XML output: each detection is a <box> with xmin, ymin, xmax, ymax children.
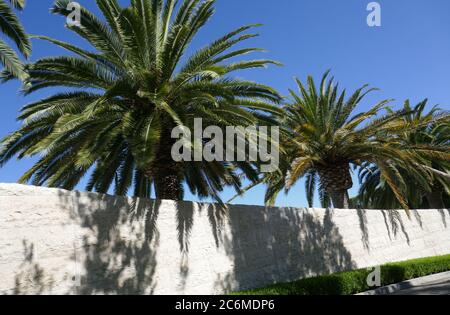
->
<box><xmin>391</xmin><ymin>279</ymin><xmax>450</xmax><ymax>295</ymax></box>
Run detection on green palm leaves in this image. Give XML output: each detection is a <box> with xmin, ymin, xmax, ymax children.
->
<box><xmin>357</xmin><ymin>100</ymin><xmax>450</xmax><ymax>209</ymax></box>
<box><xmin>264</xmin><ymin>72</ymin><xmax>449</xmax><ymax>209</ymax></box>
<box><xmin>0</xmin><ymin>0</ymin><xmax>281</xmax><ymax>202</ymax></box>
<box><xmin>0</xmin><ymin>0</ymin><xmax>30</xmax><ymax>80</ymax></box>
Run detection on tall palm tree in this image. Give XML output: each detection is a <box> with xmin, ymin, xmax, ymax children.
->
<box><xmin>357</xmin><ymin>100</ymin><xmax>450</xmax><ymax>209</ymax></box>
<box><xmin>264</xmin><ymin>72</ymin><xmax>448</xmax><ymax>209</ymax></box>
<box><xmin>0</xmin><ymin>0</ymin><xmax>282</xmax><ymax>202</ymax></box>
<box><xmin>0</xmin><ymin>0</ymin><xmax>30</xmax><ymax>80</ymax></box>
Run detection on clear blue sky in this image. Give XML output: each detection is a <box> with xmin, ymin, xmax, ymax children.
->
<box><xmin>0</xmin><ymin>0</ymin><xmax>449</xmax><ymax>207</ymax></box>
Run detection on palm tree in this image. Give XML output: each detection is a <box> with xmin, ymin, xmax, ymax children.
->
<box><xmin>357</xmin><ymin>100</ymin><xmax>450</xmax><ymax>209</ymax></box>
<box><xmin>0</xmin><ymin>0</ymin><xmax>282</xmax><ymax>202</ymax></box>
<box><xmin>264</xmin><ymin>72</ymin><xmax>449</xmax><ymax>209</ymax></box>
<box><xmin>0</xmin><ymin>0</ymin><xmax>30</xmax><ymax>80</ymax></box>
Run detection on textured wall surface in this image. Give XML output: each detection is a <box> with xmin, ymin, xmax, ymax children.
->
<box><xmin>0</xmin><ymin>183</ymin><xmax>449</xmax><ymax>295</ymax></box>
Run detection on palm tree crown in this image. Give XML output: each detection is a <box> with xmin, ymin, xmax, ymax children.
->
<box><xmin>357</xmin><ymin>100</ymin><xmax>450</xmax><ymax>209</ymax></box>
<box><xmin>0</xmin><ymin>0</ymin><xmax>30</xmax><ymax>80</ymax></box>
<box><xmin>0</xmin><ymin>0</ymin><xmax>282</xmax><ymax>202</ymax></box>
<box><xmin>265</xmin><ymin>72</ymin><xmax>449</xmax><ymax>209</ymax></box>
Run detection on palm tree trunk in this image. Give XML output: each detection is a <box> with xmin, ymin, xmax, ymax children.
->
<box><xmin>145</xmin><ymin>123</ymin><xmax>184</xmax><ymax>201</ymax></box>
<box><xmin>426</xmin><ymin>190</ymin><xmax>445</xmax><ymax>209</ymax></box>
<box><xmin>318</xmin><ymin>163</ymin><xmax>353</xmax><ymax>209</ymax></box>
<box><xmin>329</xmin><ymin>190</ymin><xmax>350</xmax><ymax>209</ymax></box>
<box><xmin>154</xmin><ymin>168</ymin><xmax>183</xmax><ymax>201</ymax></box>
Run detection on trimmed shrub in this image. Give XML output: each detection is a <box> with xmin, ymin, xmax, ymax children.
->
<box><xmin>234</xmin><ymin>254</ymin><xmax>450</xmax><ymax>295</ymax></box>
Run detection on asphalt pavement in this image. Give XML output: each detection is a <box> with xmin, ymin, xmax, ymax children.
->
<box><xmin>390</xmin><ymin>278</ymin><xmax>450</xmax><ymax>295</ymax></box>
<box><xmin>358</xmin><ymin>271</ymin><xmax>450</xmax><ymax>295</ymax></box>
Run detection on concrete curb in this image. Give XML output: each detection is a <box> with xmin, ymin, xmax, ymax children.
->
<box><xmin>356</xmin><ymin>271</ymin><xmax>450</xmax><ymax>295</ymax></box>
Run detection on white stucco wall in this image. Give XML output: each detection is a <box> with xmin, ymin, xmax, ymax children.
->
<box><xmin>0</xmin><ymin>183</ymin><xmax>449</xmax><ymax>295</ymax></box>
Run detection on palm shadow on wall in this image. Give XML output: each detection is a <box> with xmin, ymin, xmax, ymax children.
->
<box><xmin>12</xmin><ymin>240</ymin><xmax>55</xmax><ymax>295</ymax></box>
<box><xmin>438</xmin><ymin>209</ymin><xmax>450</xmax><ymax>228</ymax></box>
<box><xmin>11</xmin><ymin>189</ymin><xmax>436</xmax><ymax>295</ymax></box>
<box><xmin>69</xmin><ymin>192</ymin><xmax>165</xmax><ymax>295</ymax></box>
<box><xmin>215</xmin><ymin>207</ymin><xmax>357</xmax><ymax>293</ymax></box>
<box><xmin>11</xmin><ymin>204</ymin><xmax>358</xmax><ymax>295</ymax></box>
<box><xmin>70</xmin><ymin>191</ymin><xmax>206</xmax><ymax>295</ymax></box>
<box><xmin>175</xmin><ymin>202</ymin><xmax>227</xmax><ymax>291</ymax></box>
<box><xmin>357</xmin><ymin>208</ymin><xmax>426</xmax><ymax>250</ymax></box>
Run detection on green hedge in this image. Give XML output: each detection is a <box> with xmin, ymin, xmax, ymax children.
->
<box><xmin>234</xmin><ymin>254</ymin><xmax>450</xmax><ymax>295</ymax></box>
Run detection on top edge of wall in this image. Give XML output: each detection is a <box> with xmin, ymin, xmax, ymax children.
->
<box><xmin>0</xmin><ymin>183</ymin><xmax>447</xmax><ymax>212</ymax></box>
